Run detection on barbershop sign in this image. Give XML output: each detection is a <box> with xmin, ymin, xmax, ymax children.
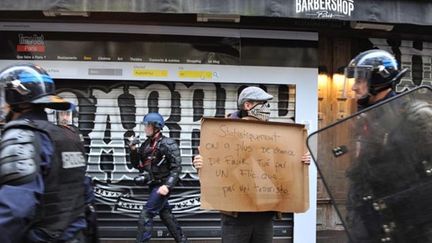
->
<box><xmin>295</xmin><ymin>0</ymin><xmax>355</xmax><ymax>18</ymax></box>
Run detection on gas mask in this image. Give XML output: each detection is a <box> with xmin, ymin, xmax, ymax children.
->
<box><xmin>247</xmin><ymin>102</ymin><xmax>271</xmax><ymax>121</ymax></box>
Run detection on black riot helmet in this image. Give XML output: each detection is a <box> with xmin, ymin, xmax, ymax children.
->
<box><xmin>345</xmin><ymin>49</ymin><xmax>407</xmax><ymax>95</ymax></box>
<box><xmin>0</xmin><ymin>64</ymin><xmax>71</xmax><ymax>113</ymax></box>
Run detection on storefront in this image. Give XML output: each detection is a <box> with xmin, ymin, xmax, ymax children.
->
<box><xmin>1</xmin><ymin>1</ymin><xmax>432</xmax><ymax>242</ymax></box>
<box><xmin>0</xmin><ymin>26</ymin><xmax>318</xmax><ymax>242</ymax></box>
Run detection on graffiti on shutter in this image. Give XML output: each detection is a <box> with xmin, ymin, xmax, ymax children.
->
<box><xmin>57</xmin><ymin>81</ymin><xmax>296</xmax><ymax>217</ymax></box>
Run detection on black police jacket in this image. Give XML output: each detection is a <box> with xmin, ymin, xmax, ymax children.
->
<box><xmin>346</xmin><ymin>99</ymin><xmax>432</xmax><ymax>242</ymax></box>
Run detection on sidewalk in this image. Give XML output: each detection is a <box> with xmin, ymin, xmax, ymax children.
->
<box><xmin>100</xmin><ymin>230</ymin><xmax>346</xmax><ymax>243</ymax></box>
<box><xmin>101</xmin><ymin>239</ymin><xmax>290</xmax><ymax>243</ymax></box>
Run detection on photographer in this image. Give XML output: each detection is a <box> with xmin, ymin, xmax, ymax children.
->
<box><xmin>129</xmin><ymin>112</ymin><xmax>187</xmax><ymax>243</ymax></box>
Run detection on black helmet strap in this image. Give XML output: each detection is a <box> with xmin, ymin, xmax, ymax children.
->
<box><xmin>369</xmin><ymin>68</ymin><xmax>408</xmax><ymax>95</ymax></box>
<box><xmin>369</xmin><ymin>83</ymin><xmax>392</xmax><ymax>96</ymax></box>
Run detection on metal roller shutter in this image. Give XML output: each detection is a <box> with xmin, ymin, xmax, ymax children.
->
<box><xmin>56</xmin><ymin>80</ymin><xmax>297</xmax><ymax>241</ymax></box>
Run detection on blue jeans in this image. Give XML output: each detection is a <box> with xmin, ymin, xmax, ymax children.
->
<box><xmin>136</xmin><ymin>186</ymin><xmax>186</xmax><ymax>243</ymax></box>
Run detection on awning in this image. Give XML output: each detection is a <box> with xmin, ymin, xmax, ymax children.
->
<box><xmin>0</xmin><ymin>0</ymin><xmax>431</xmax><ymax>26</ymax></box>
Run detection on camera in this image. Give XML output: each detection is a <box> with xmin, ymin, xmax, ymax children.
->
<box><xmin>134</xmin><ymin>171</ymin><xmax>152</xmax><ymax>186</ymax></box>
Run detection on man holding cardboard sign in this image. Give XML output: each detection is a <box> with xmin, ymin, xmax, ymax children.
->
<box><xmin>193</xmin><ymin>86</ymin><xmax>310</xmax><ymax>243</ymax></box>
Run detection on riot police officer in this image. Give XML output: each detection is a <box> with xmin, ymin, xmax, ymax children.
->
<box><xmin>55</xmin><ymin>104</ymin><xmax>99</xmax><ymax>243</ymax></box>
<box><xmin>0</xmin><ymin>64</ymin><xmax>87</xmax><ymax>242</ymax></box>
<box><xmin>129</xmin><ymin>112</ymin><xmax>187</xmax><ymax>243</ymax></box>
<box><xmin>346</xmin><ymin>49</ymin><xmax>407</xmax><ymax>111</ymax></box>
<box><xmin>345</xmin><ymin>50</ymin><xmax>432</xmax><ymax>242</ymax></box>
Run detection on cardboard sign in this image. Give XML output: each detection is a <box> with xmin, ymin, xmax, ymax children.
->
<box><xmin>199</xmin><ymin>118</ymin><xmax>309</xmax><ymax>213</ymax></box>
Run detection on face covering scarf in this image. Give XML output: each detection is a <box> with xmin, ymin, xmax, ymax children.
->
<box><xmin>248</xmin><ymin>102</ymin><xmax>271</xmax><ymax>121</ymax></box>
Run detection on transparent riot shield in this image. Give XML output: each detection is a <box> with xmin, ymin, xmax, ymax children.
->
<box><xmin>307</xmin><ymin>86</ymin><xmax>432</xmax><ymax>243</ymax></box>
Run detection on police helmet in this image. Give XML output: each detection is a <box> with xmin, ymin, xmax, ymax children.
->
<box><xmin>238</xmin><ymin>86</ymin><xmax>273</xmax><ymax>108</ymax></box>
<box><xmin>0</xmin><ymin>64</ymin><xmax>71</xmax><ymax>110</ymax></box>
<box><xmin>345</xmin><ymin>49</ymin><xmax>407</xmax><ymax>95</ymax></box>
<box><xmin>142</xmin><ymin>112</ymin><xmax>165</xmax><ymax>129</ymax></box>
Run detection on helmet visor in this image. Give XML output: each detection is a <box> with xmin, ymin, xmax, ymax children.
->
<box><xmin>56</xmin><ymin>110</ymin><xmax>73</xmax><ymax>126</ymax></box>
<box><xmin>344</xmin><ymin>66</ymin><xmax>374</xmax><ymax>99</ymax></box>
<box><xmin>344</xmin><ymin>65</ymin><xmax>373</xmax><ymax>85</ymax></box>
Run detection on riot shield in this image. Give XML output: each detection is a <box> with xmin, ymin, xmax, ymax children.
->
<box><xmin>307</xmin><ymin>86</ymin><xmax>432</xmax><ymax>243</ymax></box>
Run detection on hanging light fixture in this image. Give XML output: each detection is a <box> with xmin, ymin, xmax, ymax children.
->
<box><xmin>318</xmin><ymin>66</ymin><xmax>330</xmax><ymax>99</ymax></box>
<box><xmin>333</xmin><ymin>66</ymin><xmax>346</xmax><ymax>99</ymax></box>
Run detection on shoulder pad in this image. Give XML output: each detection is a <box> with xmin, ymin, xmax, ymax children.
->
<box><xmin>1</xmin><ymin>127</ymin><xmax>36</xmax><ymax>147</ymax></box>
<box><xmin>0</xmin><ymin>128</ymin><xmax>39</xmax><ymax>185</ymax></box>
<box><xmin>406</xmin><ymin>101</ymin><xmax>432</xmax><ymax>120</ymax></box>
<box><xmin>161</xmin><ymin>137</ymin><xmax>177</xmax><ymax>146</ymax></box>
<box><xmin>159</xmin><ymin>137</ymin><xmax>180</xmax><ymax>154</ymax></box>
<box><xmin>405</xmin><ymin>100</ymin><xmax>432</xmax><ymax>135</ymax></box>
<box><xmin>4</xmin><ymin>119</ymin><xmax>35</xmax><ymax>130</ymax></box>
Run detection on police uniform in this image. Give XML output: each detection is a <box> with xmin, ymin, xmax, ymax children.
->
<box><xmin>0</xmin><ymin>110</ymin><xmax>87</xmax><ymax>242</ymax></box>
<box><xmin>344</xmin><ymin>50</ymin><xmax>432</xmax><ymax>242</ymax></box>
<box><xmin>0</xmin><ymin>64</ymin><xmax>88</xmax><ymax>243</ymax></box>
<box><xmin>346</xmin><ymin>97</ymin><xmax>432</xmax><ymax>243</ymax></box>
<box><xmin>57</xmin><ymin>123</ymin><xmax>99</xmax><ymax>243</ymax></box>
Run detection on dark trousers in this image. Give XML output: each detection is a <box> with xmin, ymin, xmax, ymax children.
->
<box><xmin>136</xmin><ymin>186</ymin><xmax>186</xmax><ymax>243</ymax></box>
<box><xmin>84</xmin><ymin>204</ymin><xmax>99</xmax><ymax>243</ymax></box>
<box><xmin>221</xmin><ymin>212</ymin><xmax>274</xmax><ymax>243</ymax></box>
<box><xmin>64</xmin><ymin>231</ymin><xmax>85</xmax><ymax>243</ymax></box>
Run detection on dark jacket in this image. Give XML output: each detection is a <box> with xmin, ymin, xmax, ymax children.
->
<box><xmin>346</xmin><ymin>98</ymin><xmax>432</xmax><ymax>242</ymax></box>
<box><xmin>0</xmin><ymin>110</ymin><xmax>87</xmax><ymax>243</ymax></box>
<box><xmin>130</xmin><ymin>134</ymin><xmax>181</xmax><ymax>188</ymax></box>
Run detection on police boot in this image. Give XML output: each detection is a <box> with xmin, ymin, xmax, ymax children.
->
<box><xmin>159</xmin><ymin>207</ymin><xmax>188</xmax><ymax>243</ymax></box>
<box><xmin>136</xmin><ymin>210</ymin><xmax>154</xmax><ymax>243</ymax></box>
